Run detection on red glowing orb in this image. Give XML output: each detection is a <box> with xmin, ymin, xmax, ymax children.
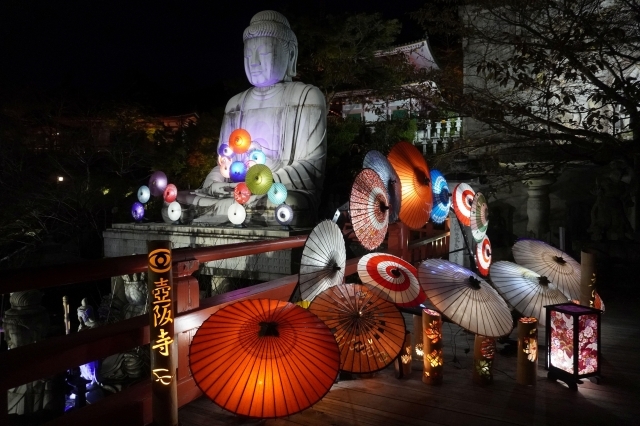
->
<box><xmin>228</xmin><ymin>128</ymin><xmax>252</xmax><ymax>154</ymax></box>
<box><xmin>234</xmin><ymin>182</ymin><xmax>252</xmax><ymax>205</ymax></box>
<box><xmin>163</xmin><ymin>184</ymin><xmax>178</xmax><ymax>203</ymax></box>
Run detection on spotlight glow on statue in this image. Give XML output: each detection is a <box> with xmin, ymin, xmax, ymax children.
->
<box><xmin>230</xmin><ymin>161</ymin><xmax>248</xmax><ymax>182</ymax></box>
<box><xmin>163</xmin><ymin>184</ymin><xmax>178</xmax><ymax>203</ymax></box>
<box><xmin>149</xmin><ymin>171</ymin><xmax>168</xmax><ymax>197</ymax></box>
<box><xmin>137</xmin><ymin>185</ymin><xmax>151</xmax><ymax>204</ymax></box>
<box><xmin>229</xmin><ymin>129</ymin><xmax>252</xmax><ymax>154</ymax></box>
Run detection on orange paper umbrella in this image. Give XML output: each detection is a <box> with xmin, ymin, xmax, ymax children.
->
<box><xmin>308</xmin><ymin>284</ymin><xmax>406</xmax><ymax>373</ymax></box>
<box><xmin>228</xmin><ymin>128</ymin><xmax>252</xmax><ymax>154</ymax></box>
<box><xmin>387</xmin><ymin>141</ymin><xmax>433</xmax><ymax>229</ymax></box>
<box><xmin>357</xmin><ymin>253</ymin><xmax>426</xmax><ymax>307</ymax></box>
<box><xmin>350</xmin><ymin>168</ymin><xmax>389</xmax><ymax>250</ymax></box>
<box><xmin>189</xmin><ymin>299</ymin><xmax>340</xmax><ymax>419</ymax></box>
<box><xmin>298</xmin><ymin>220</ymin><xmax>346</xmax><ymax>303</ymax></box>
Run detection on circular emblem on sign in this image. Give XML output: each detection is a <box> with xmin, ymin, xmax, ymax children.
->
<box><xmin>148</xmin><ymin>248</ymin><xmax>172</xmax><ymax>273</ymax></box>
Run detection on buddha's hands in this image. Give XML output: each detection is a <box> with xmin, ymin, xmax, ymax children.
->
<box><xmin>204</xmin><ymin>181</ymin><xmax>238</xmax><ymax>197</ymax></box>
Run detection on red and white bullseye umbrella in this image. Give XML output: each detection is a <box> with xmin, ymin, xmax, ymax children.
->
<box><xmin>475</xmin><ymin>235</ymin><xmax>492</xmax><ymax>276</ymax></box>
<box><xmin>453</xmin><ymin>183</ymin><xmax>475</xmax><ymax>226</ymax></box>
<box><xmin>470</xmin><ymin>192</ymin><xmax>489</xmax><ymax>243</ymax></box>
<box><xmin>357</xmin><ymin>253</ymin><xmax>426</xmax><ymax>307</ymax></box>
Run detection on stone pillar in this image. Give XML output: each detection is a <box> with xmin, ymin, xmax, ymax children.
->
<box><xmin>523</xmin><ymin>178</ymin><xmax>555</xmax><ymax>241</ymax></box>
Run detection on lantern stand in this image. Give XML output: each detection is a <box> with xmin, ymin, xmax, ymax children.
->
<box><xmin>394</xmin><ymin>330</ymin><xmax>412</xmax><ymax>379</ymax></box>
<box><xmin>545</xmin><ymin>302</ymin><xmax>602</xmax><ymax>390</ymax></box>
<box><xmin>516</xmin><ymin>317</ymin><xmax>538</xmax><ymax>386</ymax></box>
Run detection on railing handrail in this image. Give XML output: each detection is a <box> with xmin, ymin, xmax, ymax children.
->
<box><xmin>0</xmin><ymin>235</ymin><xmax>308</xmax><ymax>294</ymax></box>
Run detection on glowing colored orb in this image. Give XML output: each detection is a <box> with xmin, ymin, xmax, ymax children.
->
<box><xmin>220</xmin><ymin>163</ymin><xmax>231</xmax><ymax>179</ymax></box>
<box><xmin>131</xmin><ymin>202</ymin><xmax>145</xmax><ymax>221</ymax></box>
<box><xmin>137</xmin><ymin>185</ymin><xmax>150</xmax><ymax>204</ymax></box>
<box><xmin>230</xmin><ymin>161</ymin><xmax>248</xmax><ymax>182</ymax></box>
<box><xmin>228</xmin><ymin>128</ymin><xmax>252</xmax><ymax>154</ymax></box>
<box><xmin>249</xmin><ymin>150</ymin><xmax>267</xmax><ymax>164</ymax></box>
<box><xmin>166</xmin><ymin>201</ymin><xmax>182</xmax><ymax>222</ymax></box>
<box><xmin>245</xmin><ymin>164</ymin><xmax>273</xmax><ymax>195</ymax></box>
<box><xmin>234</xmin><ymin>182</ymin><xmax>252</xmax><ymax>205</ymax></box>
<box><xmin>245</xmin><ymin>159</ymin><xmax>257</xmax><ymax>169</ymax></box>
<box><xmin>218</xmin><ymin>143</ymin><xmax>233</xmax><ymax>157</ymax></box>
<box><xmin>163</xmin><ymin>183</ymin><xmax>178</xmax><ymax>203</ymax></box>
<box><xmin>268</xmin><ymin>182</ymin><xmax>288</xmax><ymax>205</ymax></box>
<box><xmin>218</xmin><ymin>155</ymin><xmax>232</xmax><ymax>167</ymax></box>
<box><xmin>228</xmin><ymin>202</ymin><xmax>246</xmax><ymax>225</ymax></box>
<box><xmin>149</xmin><ymin>171</ymin><xmax>167</xmax><ymax>197</ymax></box>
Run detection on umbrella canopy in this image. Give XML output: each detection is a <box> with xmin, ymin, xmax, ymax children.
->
<box><xmin>363</xmin><ymin>150</ymin><xmax>402</xmax><ymax>223</ymax></box>
<box><xmin>489</xmin><ymin>261</ymin><xmax>569</xmax><ymax>326</ymax></box>
<box><xmin>234</xmin><ymin>182</ymin><xmax>252</xmax><ymax>205</ymax></box>
<box><xmin>475</xmin><ymin>235</ymin><xmax>492</xmax><ymax>276</ymax></box>
<box><xmin>418</xmin><ymin>259</ymin><xmax>513</xmax><ymax>337</ymax></box>
<box><xmin>357</xmin><ymin>253</ymin><xmax>426</xmax><ymax>307</ymax></box>
<box><xmin>512</xmin><ymin>239</ymin><xmax>581</xmax><ymax>300</ymax></box>
<box><xmin>245</xmin><ymin>164</ymin><xmax>273</xmax><ymax>195</ymax></box>
<box><xmin>387</xmin><ymin>141</ymin><xmax>433</xmax><ymax>229</ymax></box>
<box><xmin>430</xmin><ymin>169</ymin><xmax>451</xmax><ymax>224</ymax></box>
<box><xmin>350</xmin><ymin>168</ymin><xmax>390</xmax><ymax>251</ymax></box>
<box><xmin>189</xmin><ymin>299</ymin><xmax>340</xmax><ymax>418</ymax></box>
<box><xmin>268</xmin><ymin>182</ymin><xmax>288</xmax><ymax>205</ymax></box>
<box><xmin>227</xmin><ymin>202</ymin><xmax>246</xmax><ymax>225</ymax></box>
<box><xmin>298</xmin><ymin>220</ymin><xmax>346</xmax><ymax>303</ymax></box>
<box><xmin>308</xmin><ymin>283</ymin><xmax>406</xmax><ymax>373</ymax></box>
<box><xmin>470</xmin><ymin>192</ymin><xmax>489</xmax><ymax>243</ymax></box>
<box><xmin>452</xmin><ymin>183</ymin><xmax>475</xmax><ymax>226</ymax></box>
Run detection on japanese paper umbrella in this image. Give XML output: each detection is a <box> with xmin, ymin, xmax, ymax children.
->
<box><xmin>512</xmin><ymin>239</ymin><xmax>581</xmax><ymax>300</ymax></box>
<box><xmin>189</xmin><ymin>299</ymin><xmax>340</xmax><ymax>418</ymax></box>
<box><xmin>489</xmin><ymin>261</ymin><xmax>569</xmax><ymax>327</ymax></box>
<box><xmin>308</xmin><ymin>283</ymin><xmax>406</xmax><ymax>374</ymax></box>
<box><xmin>298</xmin><ymin>220</ymin><xmax>346</xmax><ymax>303</ymax></box>
<box><xmin>245</xmin><ymin>164</ymin><xmax>273</xmax><ymax>195</ymax></box>
<box><xmin>357</xmin><ymin>253</ymin><xmax>426</xmax><ymax>307</ymax></box>
<box><xmin>350</xmin><ymin>168</ymin><xmax>390</xmax><ymax>251</ymax></box>
<box><xmin>453</xmin><ymin>183</ymin><xmax>475</xmax><ymax>226</ymax></box>
<box><xmin>418</xmin><ymin>259</ymin><xmax>513</xmax><ymax>337</ymax></box>
<box><xmin>430</xmin><ymin>169</ymin><xmax>452</xmax><ymax>224</ymax></box>
<box><xmin>475</xmin><ymin>235</ymin><xmax>492</xmax><ymax>276</ymax></box>
<box><xmin>387</xmin><ymin>141</ymin><xmax>433</xmax><ymax>230</ymax></box>
<box><xmin>363</xmin><ymin>150</ymin><xmax>402</xmax><ymax>223</ymax></box>
<box><xmin>470</xmin><ymin>192</ymin><xmax>489</xmax><ymax>243</ymax></box>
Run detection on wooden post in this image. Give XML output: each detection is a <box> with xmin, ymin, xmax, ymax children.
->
<box><xmin>422</xmin><ymin>309</ymin><xmax>443</xmax><ymax>385</ymax></box>
<box><xmin>472</xmin><ymin>335</ymin><xmax>495</xmax><ymax>386</ymax></box>
<box><xmin>147</xmin><ymin>240</ymin><xmax>178</xmax><ymax>426</ymax></box>
<box><xmin>387</xmin><ymin>222</ymin><xmax>410</xmax><ymax>261</ymax></box>
<box><xmin>580</xmin><ymin>250</ymin><xmax>597</xmax><ymax>308</ymax></box>
<box><xmin>517</xmin><ymin>318</ymin><xmax>538</xmax><ymax>386</ymax></box>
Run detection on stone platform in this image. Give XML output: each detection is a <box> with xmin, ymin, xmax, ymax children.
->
<box><xmin>103</xmin><ymin>223</ymin><xmax>310</xmax><ymax>282</ymax></box>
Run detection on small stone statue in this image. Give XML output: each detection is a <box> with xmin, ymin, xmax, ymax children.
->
<box><xmin>77</xmin><ymin>298</ymin><xmax>98</xmax><ymax>331</ymax></box>
<box><xmin>178</xmin><ymin>10</ymin><xmax>327</xmax><ymax>226</ymax></box>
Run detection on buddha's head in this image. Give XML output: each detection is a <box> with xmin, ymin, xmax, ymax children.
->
<box><xmin>243</xmin><ymin>10</ymin><xmax>298</xmax><ymax>87</ymax></box>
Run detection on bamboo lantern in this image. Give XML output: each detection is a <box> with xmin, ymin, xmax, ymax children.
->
<box><xmin>422</xmin><ymin>308</ymin><xmax>443</xmax><ymax>385</ymax></box>
<box><xmin>473</xmin><ymin>335</ymin><xmax>496</xmax><ymax>386</ymax></box>
<box><xmin>413</xmin><ymin>314</ymin><xmax>423</xmax><ymax>361</ymax></box>
<box><xmin>580</xmin><ymin>250</ymin><xmax>597</xmax><ymax>308</ymax></box>
<box><xmin>394</xmin><ymin>330</ymin><xmax>412</xmax><ymax>379</ymax></box>
<box><xmin>517</xmin><ymin>317</ymin><xmax>538</xmax><ymax>385</ymax></box>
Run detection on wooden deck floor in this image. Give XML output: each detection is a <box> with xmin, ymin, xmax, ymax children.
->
<box><xmin>179</xmin><ymin>292</ymin><xmax>640</xmax><ymax>426</ymax></box>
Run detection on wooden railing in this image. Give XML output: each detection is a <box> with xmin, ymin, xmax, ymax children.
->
<box><xmin>0</xmin><ymin>222</ymin><xmax>450</xmax><ymax>426</ymax></box>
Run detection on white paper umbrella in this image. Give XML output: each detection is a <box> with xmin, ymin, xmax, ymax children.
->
<box><xmin>298</xmin><ymin>220</ymin><xmax>346</xmax><ymax>303</ymax></box>
<box><xmin>453</xmin><ymin>183</ymin><xmax>475</xmax><ymax>226</ymax></box>
<box><xmin>227</xmin><ymin>202</ymin><xmax>246</xmax><ymax>225</ymax></box>
<box><xmin>418</xmin><ymin>259</ymin><xmax>513</xmax><ymax>337</ymax></box>
<box><xmin>475</xmin><ymin>235</ymin><xmax>492</xmax><ymax>276</ymax></box>
<box><xmin>357</xmin><ymin>253</ymin><xmax>426</xmax><ymax>307</ymax></box>
<box><xmin>512</xmin><ymin>239</ymin><xmax>581</xmax><ymax>300</ymax></box>
<box><xmin>350</xmin><ymin>168</ymin><xmax>390</xmax><ymax>251</ymax></box>
<box><xmin>363</xmin><ymin>150</ymin><xmax>402</xmax><ymax>223</ymax></box>
<box><xmin>489</xmin><ymin>261</ymin><xmax>569</xmax><ymax>326</ymax></box>
<box><xmin>470</xmin><ymin>192</ymin><xmax>489</xmax><ymax>243</ymax></box>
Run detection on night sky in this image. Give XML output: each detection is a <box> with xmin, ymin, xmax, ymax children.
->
<box><xmin>0</xmin><ymin>0</ymin><xmax>427</xmax><ymax>111</ymax></box>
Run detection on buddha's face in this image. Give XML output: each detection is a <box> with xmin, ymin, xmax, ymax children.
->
<box><xmin>244</xmin><ymin>36</ymin><xmax>291</xmax><ymax>87</ymax></box>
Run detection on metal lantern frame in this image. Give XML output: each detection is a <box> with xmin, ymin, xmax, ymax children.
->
<box><xmin>545</xmin><ymin>302</ymin><xmax>602</xmax><ymax>390</ymax></box>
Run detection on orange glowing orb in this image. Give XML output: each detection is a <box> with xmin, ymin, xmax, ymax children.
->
<box><xmin>228</xmin><ymin>128</ymin><xmax>252</xmax><ymax>154</ymax></box>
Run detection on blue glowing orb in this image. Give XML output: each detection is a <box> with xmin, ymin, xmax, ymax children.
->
<box><xmin>249</xmin><ymin>150</ymin><xmax>267</xmax><ymax>164</ymax></box>
<box><xmin>137</xmin><ymin>185</ymin><xmax>150</xmax><ymax>204</ymax></box>
<box><xmin>131</xmin><ymin>202</ymin><xmax>145</xmax><ymax>221</ymax></box>
<box><xmin>230</xmin><ymin>161</ymin><xmax>248</xmax><ymax>182</ymax></box>
<box><xmin>218</xmin><ymin>143</ymin><xmax>234</xmax><ymax>157</ymax></box>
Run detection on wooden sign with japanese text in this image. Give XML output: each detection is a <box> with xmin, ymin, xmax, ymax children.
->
<box><xmin>147</xmin><ymin>240</ymin><xmax>178</xmax><ymax>426</ymax></box>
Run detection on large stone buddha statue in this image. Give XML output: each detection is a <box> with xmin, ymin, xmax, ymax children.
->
<box><xmin>179</xmin><ymin>10</ymin><xmax>327</xmax><ymax>226</ymax></box>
